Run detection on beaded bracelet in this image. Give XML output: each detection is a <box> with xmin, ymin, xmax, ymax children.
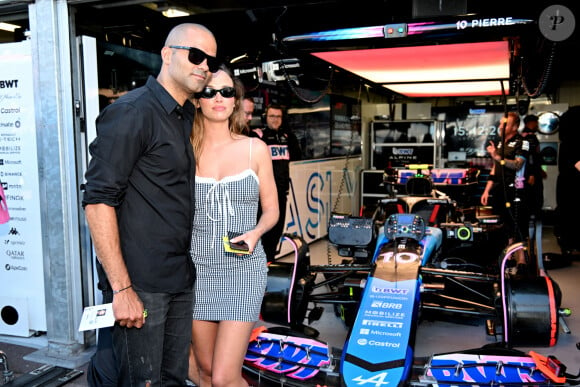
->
<box><xmin>113</xmin><ymin>284</ymin><xmax>132</xmax><ymax>295</ymax></box>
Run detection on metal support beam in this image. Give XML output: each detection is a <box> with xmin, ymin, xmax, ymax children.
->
<box><xmin>25</xmin><ymin>0</ymin><xmax>93</xmax><ymax>368</ymax></box>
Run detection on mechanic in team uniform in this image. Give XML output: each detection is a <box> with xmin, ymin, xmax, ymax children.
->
<box><xmin>250</xmin><ymin>104</ymin><xmax>301</xmax><ymax>261</ymax></box>
<box><xmin>481</xmin><ymin>111</ymin><xmax>530</xmax><ymax>274</ymax></box>
<box><xmin>521</xmin><ymin>114</ymin><xmax>545</xmax><ymax>220</ymax></box>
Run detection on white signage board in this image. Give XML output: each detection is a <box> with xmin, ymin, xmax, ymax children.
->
<box><xmin>0</xmin><ymin>40</ymin><xmax>46</xmax><ymax>336</ymax></box>
<box><xmin>279</xmin><ymin>157</ymin><xmax>362</xmax><ymax>257</ymax></box>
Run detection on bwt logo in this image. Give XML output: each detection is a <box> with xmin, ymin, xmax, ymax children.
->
<box><xmin>372</xmin><ymin>286</ymin><xmax>409</xmax><ymax>295</ymax></box>
<box><xmin>0</xmin><ymin>80</ymin><xmax>19</xmax><ymax>89</ymax></box>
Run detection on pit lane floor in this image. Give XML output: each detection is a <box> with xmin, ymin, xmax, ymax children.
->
<box><xmin>0</xmin><ymin>225</ymin><xmax>578</xmax><ymax>386</ymax></box>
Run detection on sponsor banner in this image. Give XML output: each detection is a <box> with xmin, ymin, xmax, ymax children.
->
<box><xmin>279</xmin><ymin>157</ymin><xmax>361</xmax><ymax>256</ymax></box>
<box><xmin>0</xmin><ymin>40</ymin><xmax>46</xmax><ymax>333</ymax></box>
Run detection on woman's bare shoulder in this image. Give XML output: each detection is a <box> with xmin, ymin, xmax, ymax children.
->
<box><xmin>249</xmin><ymin>136</ymin><xmax>270</xmax><ymax>154</ymax></box>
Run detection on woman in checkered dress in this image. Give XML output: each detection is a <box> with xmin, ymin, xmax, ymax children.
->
<box><xmin>188</xmin><ymin>66</ymin><xmax>279</xmax><ymax>386</ymax></box>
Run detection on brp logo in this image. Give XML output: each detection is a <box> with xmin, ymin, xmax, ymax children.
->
<box><xmin>539</xmin><ymin>5</ymin><xmax>575</xmax><ymax>42</ymax></box>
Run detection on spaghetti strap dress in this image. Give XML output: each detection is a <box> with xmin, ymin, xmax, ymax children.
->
<box><xmin>191</xmin><ymin>138</ymin><xmax>268</xmax><ymax>321</ymax></box>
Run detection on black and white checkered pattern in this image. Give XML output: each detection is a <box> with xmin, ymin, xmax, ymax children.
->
<box><xmin>191</xmin><ymin>169</ymin><xmax>267</xmax><ymax>321</ymax></box>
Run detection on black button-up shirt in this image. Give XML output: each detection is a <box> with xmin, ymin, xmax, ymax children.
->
<box><xmin>83</xmin><ymin>76</ymin><xmax>195</xmax><ymax>292</ymax></box>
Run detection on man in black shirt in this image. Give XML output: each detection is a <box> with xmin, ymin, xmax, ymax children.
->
<box><xmin>521</xmin><ymin>114</ymin><xmax>544</xmax><ymax>219</ymax></box>
<box><xmin>481</xmin><ymin>112</ymin><xmax>530</xmax><ymax>272</ymax></box>
<box><xmin>250</xmin><ymin>104</ymin><xmax>301</xmax><ymax>261</ymax></box>
<box><xmin>83</xmin><ymin>23</ymin><xmax>217</xmax><ymax>386</ymax></box>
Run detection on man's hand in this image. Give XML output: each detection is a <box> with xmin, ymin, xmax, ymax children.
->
<box><xmin>112</xmin><ymin>288</ymin><xmax>145</xmax><ymax>328</ymax></box>
<box><xmin>481</xmin><ymin>190</ymin><xmax>490</xmax><ymax>206</ymax></box>
<box><xmin>486</xmin><ymin>141</ymin><xmax>498</xmax><ymax>160</ymax></box>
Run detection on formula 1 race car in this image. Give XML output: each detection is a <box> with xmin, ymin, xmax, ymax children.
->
<box><xmin>242</xmin><ymin>168</ymin><xmax>577</xmax><ymax>387</ymax></box>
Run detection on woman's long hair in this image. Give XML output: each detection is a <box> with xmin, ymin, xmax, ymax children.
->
<box><xmin>191</xmin><ymin>65</ymin><xmax>247</xmax><ymax>164</ymax></box>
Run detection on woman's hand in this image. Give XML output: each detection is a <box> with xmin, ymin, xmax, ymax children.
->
<box><xmin>230</xmin><ymin>230</ymin><xmax>260</xmax><ymax>254</ymax></box>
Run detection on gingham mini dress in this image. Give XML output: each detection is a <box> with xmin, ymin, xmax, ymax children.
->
<box><xmin>191</xmin><ymin>138</ymin><xmax>268</xmax><ymax>321</ymax></box>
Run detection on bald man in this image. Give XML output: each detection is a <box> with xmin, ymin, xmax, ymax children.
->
<box><xmin>83</xmin><ymin>23</ymin><xmax>217</xmax><ymax>386</ymax></box>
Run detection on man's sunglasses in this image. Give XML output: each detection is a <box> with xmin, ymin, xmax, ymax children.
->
<box><xmin>168</xmin><ymin>45</ymin><xmax>220</xmax><ymax>73</ymax></box>
<box><xmin>195</xmin><ymin>87</ymin><xmax>236</xmax><ymax>99</ymax></box>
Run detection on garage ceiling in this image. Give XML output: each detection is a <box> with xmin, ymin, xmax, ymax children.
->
<box><xmin>1</xmin><ymin>0</ymin><xmax>578</xmax><ymax>99</ymax></box>
<box><xmin>74</xmin><ymin>0</ymin><xmax>579</xmax><ymax>97</ymax></box>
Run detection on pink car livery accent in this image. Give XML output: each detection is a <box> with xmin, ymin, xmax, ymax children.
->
<box><xmin>245</xmin><ymin>330</ymin><xmax>331</xmax><ymax>380</ymax></box>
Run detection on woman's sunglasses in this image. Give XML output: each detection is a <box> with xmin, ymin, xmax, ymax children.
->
<box><xmin>168</xmin><ymin>45</ymin><xmax>220</xmax><ymax>73</ymax></box>
<box><xmin>195</xmin><ymin>87</ymin><xmax>236</xmax><ymax>99</ymax></box>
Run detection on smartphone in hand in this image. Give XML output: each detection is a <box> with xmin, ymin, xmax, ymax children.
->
<box><xmin>224</xmin><ymin>231</ymin><xmax>250</xmax><ymax>254</ymax></box>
